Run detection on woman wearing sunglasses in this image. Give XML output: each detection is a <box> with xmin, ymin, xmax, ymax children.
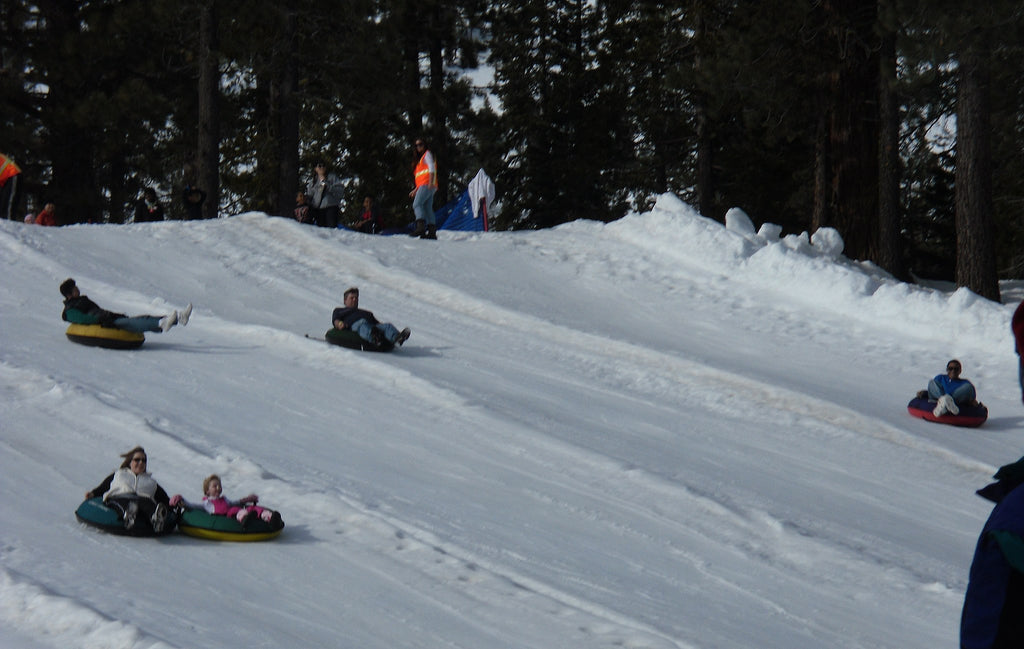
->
<box><xmin>85</xmin><ymin>446</ymin><xmax>172</xmax><ymax>532</ymax></box>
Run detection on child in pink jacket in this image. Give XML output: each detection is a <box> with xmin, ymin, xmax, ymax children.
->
<box><xmin>170</xmin><ymin>474</ymin><xmax>279</xmax><ymax>526</ymax></box>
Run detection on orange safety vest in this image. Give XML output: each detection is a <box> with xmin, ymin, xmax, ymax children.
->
<box><xmin>0</xmin><ymin>154</ymin><xmax>21</xmax><ymax>187</ymax></box>
<box><xmin>414</xmin><ymin>152</ymin><xmax>437</xmax><ymax>189</ymax></box>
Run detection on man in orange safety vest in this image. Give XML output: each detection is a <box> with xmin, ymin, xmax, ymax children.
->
<box><xmin>408</xmin><ymin>138</ymin><xmax>437</xmax><ymax>239</ymax></box>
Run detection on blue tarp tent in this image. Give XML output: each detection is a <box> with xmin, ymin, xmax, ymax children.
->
<box><xmin>436</xmin><ymin>191</ymin><xmax>480</xmax><ymax>231</ymax></box>
<box><xmin>438</xmin><ymin>169</ymin><xmax>494</xmax><ymax>232</ymax></box>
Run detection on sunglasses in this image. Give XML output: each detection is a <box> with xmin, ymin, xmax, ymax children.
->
<box><xmin>947</xmin><ymin>366</ymin><xmax>960</xmax><ymax>372</ymax></box>
<box><xmin>131</xmin><ymin>456</ymin><xmax>147</xmax><ymax>463</ymax></box>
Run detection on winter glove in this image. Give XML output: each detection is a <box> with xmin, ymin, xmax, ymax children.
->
<box><xmin>169</xmin><ymin>494</ymin><xmax>183</xmax><ymax>507</ymax></box>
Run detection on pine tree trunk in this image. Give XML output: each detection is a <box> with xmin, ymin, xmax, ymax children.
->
<box><xmin>40</xmin><ymin>3</ymin><xmax>100</xmax><ymax>224</ymax></box>
<box><xmin>823</xmin><ymin>0</ymin><xmax>880</xmax><ymax>262</ymax></box>
<box><xmin>954</xmin><ymin>43</ymin><xmax>1000</xmax><ymax>301</ymax></box>
<box><xmin>694</xmin><ymin>5</ymin><xmax>714</xmax><ymax>220</ymax></box>
<box><xmin>276</xmin><ymin>5</ymin><xmax>299</xmax><ymax>218</ymax></box>
<box><xmin>812</xmin><ymin>110</ymin><xmax>829</xmax><ymax>232</ymax></box>
<box><xmin>429</xmin><ymin>10</ymin><xmax>446</xmax><ymax>203</ymax></box>
<box><xmin>877</xmin><ymin>25</ymin><xmax>904</xmax><ymax>280</ymax></box>
<box><xmin>197</xmin><ymin>2</ymin><xmax>220</xmax><ymax>219</ymax></box>
<box><xmin>402</xmin><ymin>4</ymin><xmax>423</xmax><ymax>136</ymax></box>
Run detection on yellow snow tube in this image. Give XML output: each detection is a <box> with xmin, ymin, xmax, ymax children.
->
<box><xmin>65</xmin><ymin>323</ymin><xmax>145</xmax><ymax>349</ymax></box>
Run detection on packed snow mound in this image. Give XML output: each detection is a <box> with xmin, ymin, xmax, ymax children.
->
<box><xmin>571</xmin><ymin>193</ymin><xmax>1013</xmax><ymax>354</ymax></box>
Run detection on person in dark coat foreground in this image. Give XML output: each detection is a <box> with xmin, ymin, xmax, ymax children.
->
<box><xmin>961</xmin><ymin>456</ymin><xmax>1024</xmax><ymax>648</ymax></box>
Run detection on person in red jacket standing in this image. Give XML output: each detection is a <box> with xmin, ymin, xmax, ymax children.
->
<box><xmin>35</xmin><ymin>202</ymin><xmax>57</xmax><ymax>226</ymax></box>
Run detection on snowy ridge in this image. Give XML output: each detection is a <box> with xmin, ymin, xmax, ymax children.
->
<box><xmin>2</xmin><ymin>195</ymin><xmax>1023</xmax><ymax>648</ymax></box>
<box><xmin>1</xmin><ymin>567</ymin><xmax>178</xmax><ymax>649</ymax></box>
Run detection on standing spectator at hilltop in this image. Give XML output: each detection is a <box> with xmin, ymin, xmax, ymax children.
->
<box><xmin>306</xmin><ymin>162</ymin><xmax>342</xmax><ymax>228</ymax></box>
<box><xmin>409</xmin><ymin>138</ymin><xmax>437</xmax><ymax>239</ymax></box>
<box><xmin>182</xmin><ymin>184</ymin><xmax>206</xmax><ymax>220</ymax></box>
<box><xmin>35</xmin><ymin>202</ymin><xmax>57</xmax><ymax>226</ymax></box>
<box><xmin>134</xmin><ymin>188</ymin><xmax>164</xmax><ymax>222</ymax></box>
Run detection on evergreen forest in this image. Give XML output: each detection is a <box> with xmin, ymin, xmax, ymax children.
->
<box><xmin>3</xmin><ymin>1</ymin><xmax>1024</xmax><ymax>298</ymax></box>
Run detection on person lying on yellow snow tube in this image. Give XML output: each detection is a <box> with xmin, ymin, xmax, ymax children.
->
<box><xmin>60</xmin><ymin>277</ymin><xmax>191</xmax><ymax>334</ymax></box>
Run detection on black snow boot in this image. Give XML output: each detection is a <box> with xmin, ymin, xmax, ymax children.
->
<box><xmin>410</xmin><ymin>220</ymin><xmax>426</xmax><ymax>237</ymax></box>
<box><xmin>420</xmin><ymin>224</ymin><xmax>437</xmax><ymax>240</ymax></box>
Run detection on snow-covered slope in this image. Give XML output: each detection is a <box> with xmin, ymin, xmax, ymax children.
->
<box><xmin>2</xmin><ymin>195</ymin><xmax>1021</xmax><ymax>649</ymax></box>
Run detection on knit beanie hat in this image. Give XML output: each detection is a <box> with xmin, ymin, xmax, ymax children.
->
<box><xmin>59</xmin><ymin>278</ymin><xmax>76</xmax><ymax>297</ymax></box>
